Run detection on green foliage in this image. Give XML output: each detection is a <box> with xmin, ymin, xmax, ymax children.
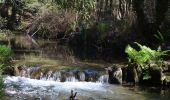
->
<box><xmin>0</xmin><ymin>45</ymin><xmax>12</xmax><ymax>98</ymax></box>
<box><xmin>154</xmin><ymin>31</ymin><xmax>165</xmax><ymax>43</ymax></box>
<box><xmin>125</xmin><ymin>42</ymin><xmax>169</xmax><ymax>80</ymax></box>
<box><xmin>0</xmin><ymin>17</ymin><xmax>7</xmax><ymax>28</ymax></box>
<box><xmin>53</xmin><ymin>0</ymin><xmax>96</xmax><ymax>29</ymax></box>
<box><xmin>0</xmin><ymin>45</ymin><xmax>13</xmax><ymax>63</ymax></box>
<box><xmin>0</xmin><ymin>58</ymin><xmax>5</xmax><ymax>99</ymax></box>
<box><xmin>0</xmin><ymin>64</ymin><xmax>4</xmax><ymax>75</ymax></box>
<box><xmin>0</xmin><ymin>29</ymin><xmax>13</xmax><ymax>41</ymax></box>
<box><xmin>0</xmin><ymin>76</ymin><xmax>5</xmax><ymax>99</ymax></box>
<box><xmin>0</xmin><ymin>46</ymin><xmax>5</xmax><ymax>98</ymax></box>
<box><xmin>23</xmin><ymin>0</ymin><xmax>40</xmax><ymax>11</ymax></box>
<box><xmin>96</xmin><ymin>22</ymin><xmax>110</xmax><ymax>33</ymax></box>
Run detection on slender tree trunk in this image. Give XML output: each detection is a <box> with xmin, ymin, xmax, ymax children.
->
<box><xmin>155</xmin><ymin>0</ymin><xmax>169</xmax><ymax>28</ymax></box>
<box><xmin>7</xmin><ymin>5</ymin><xmax>17</xmax><ymax>30</ymax></box>
<box><xmin>133</xmin><ymin>0</ymin><xmax>156</xmax><ymax>44</ymax></box>
<box><xmin>109</xmin><ymin>0</ymin><xmax>113</xmax><ymax>15</ymax></box>
<box><xmin>133</xmin><ymin>0</ymin><xmax>169</xmax><ymax>45</ymax></box>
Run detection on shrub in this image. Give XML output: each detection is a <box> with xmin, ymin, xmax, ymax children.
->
<box><xmin>0</xmin><ymin>29</ymin><xmax>14</xmax><ymax>41</ymax></box>
<box><xmin>0</xmin><ymin>45</ymin><xmax>13</xmax><ymax>63</ymax></box>
<box><xmin>26</xmin><ymin>9</ymin><xmax>77</xmax><ymax>38</ymax></box>
<box><xmin>0</xmin><ymin>45</ymin><xmax>12</xmax><ymax>98</ymax></box>
<box><xmin>0</xmin><ymin>17</ymin><xmax>7</xmax><ymax>28</ymax></box>
<box><xmin>125</xmin><ymin>42</ymin><xmax>169</xmax><ymax>80</ymax></box>
<box><xmin>0</xmin><ymin>76</ymin><xmax>5</xmax><ymax>99</ymax></box>
<box><xmin>96</xmin><ymin>22</ymin><xmax>111</xmax><ymax>33</ymax></box>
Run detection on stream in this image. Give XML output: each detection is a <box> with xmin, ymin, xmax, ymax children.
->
<box><xmin>3</xmin><ymin>34</ymin><xmax>170</xmax><ymax>100</ymax></box>
<box><xmin>4</xmin><ymin>75</ymin><xmax>170</xmax><ymax>100</ymax></box>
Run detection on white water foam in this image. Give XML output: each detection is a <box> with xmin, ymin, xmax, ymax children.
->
<box><xmin>3</xmin><ymin>76</ymin><xmax>159</xmax><ymax>100</ymax></box>
<box><xmin>4</xmin><ymin>76</ymin><xmax>105</xmax><ymax>92</ymax></box>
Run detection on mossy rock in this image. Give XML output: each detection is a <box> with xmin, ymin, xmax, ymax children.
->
<box><xmin>149</xmin><ymin>66</ymin><xmax>165</xmax><ymax>85</ymax></box>
<box><xmin>165</xmin><ymin>76</ymin><xmax>170</xmax><ymax>83</ymax></box>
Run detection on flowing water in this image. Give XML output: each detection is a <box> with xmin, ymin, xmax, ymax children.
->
<box><xmin>4</xmin><ymin>74</ymin><xmax>170</xmax><ymax>100</ymax></box>
<box><xmin>3</xmin><ymin>35</ymin><xmax>170</xmax><ymax>100</ymax></box>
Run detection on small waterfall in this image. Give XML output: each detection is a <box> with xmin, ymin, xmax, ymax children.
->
<box><xmin>40</xmin><ymin>72</ymin><xmax>44</xmax><ymax>80</ymax></box>
<box><xmin>66</xmin><ymin>76</ymin><xmax>78</xmax><ymax>82</ymax></box>
<box><xmin>46</xmin><ymin>71</ymin><xmax>53</xmax><ymax>81</ymax></box>
<box><xmin>98</xmin><ymin>75</ymin><xmax>109</xmax><ymax>83</ymax></box>
<box><xmin>21</xmin><ymin>70</ymin><xmax>27</xmax><ymax>77</ymax></box>
<box><xmin>65</xmin><ymin>71</ymin><xmax>78</xmax><ymax>82</ymax></box>
<box><xmin>52</xmin><ymin>71</ymin><xmax>61</xmax><ymax>81</ymax></box>
<box><xmin>4</xmin><ymin>76</ymin><xmax>106</xmax><ymax>100</ymax></box>
<box><xmin>16</xmin><ymin>66</ymin><xmax>109</xmax><ymax>83</ymax></box>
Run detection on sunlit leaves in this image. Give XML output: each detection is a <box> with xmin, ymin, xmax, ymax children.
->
<box><xmin>53</xmin><ymin>0</ymin><xmax>96</xmax><ymax>29</ymax></box>
<box><xmin>125</xmin><ymin>42</ymin><xmax>169</xmax><ymax>80</ymax></box>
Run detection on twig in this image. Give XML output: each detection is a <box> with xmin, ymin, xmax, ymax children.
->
<box><xmin>69</xmin><ymin>90</ymin><xmax>77</xmax><ymax>100</ymax></box>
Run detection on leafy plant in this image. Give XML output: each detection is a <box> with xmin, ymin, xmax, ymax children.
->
<box><xmin>0</xmin><ymin>45</ymin><xmax>13</xmax><ymax>63</ymax></box>
<box><xmin>125</xmin><ymin>42</ymin><xmax>169</xmax><ymax>80</ymax></box>
<box><xmin>0</xmin><ymin>76</ymin><xmax>5</xmax><ymax>99</ymax></box>
<box><xmin>53</xmin><ymin>0</ymin><xmax>97</xmax><ymax>29</ymax></box>
<box><xmin>0</xmin><ymin>17</ymin><xmax>7</xmax><ymax>28</ymax></box>
<box><xmin>0</xmin><ymin>29</ymin><xmax>14</xmax><ymax>41</ymax></box>
<box><xmin>0</xmin><ymin>58</ymin><xmax>6</xmax><ymax>99</ymax></box>
<box><xmin>0</xmin><ymin>45</ymin><xmax>12</xmax><ymax>98</ymax></box>
<box><xmin>97</xmin><ymin>22</ymin><xmax>110</xmax><ymax>33</ymax></box>
<box><xmin>154</xmin><ymin>31</ymin><xmax>165</xmax><ymax>44</ymax></box>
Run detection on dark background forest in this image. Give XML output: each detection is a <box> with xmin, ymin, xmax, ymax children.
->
<box><xmin>0</xmin><ymin>0</ymin><xmax>170</xmax><ymax>61</ymax></box>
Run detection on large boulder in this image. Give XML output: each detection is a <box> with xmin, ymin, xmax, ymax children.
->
<box><xmin>106</xmin><ymin>65</ymin><xmax>122</xmax><ymax>84</ymax></box>
<box><xmin>149</xmin><ymin>64</ymin><xmax>165</xmax><ymax>85</ymax></box>
<box><xmin>77</xmin><ymin>71</ymin><xmax>86</xmax><ymax>81</ymax></box>
<box><xmin>123</xmin><ymin>63</ymin><xmax>142</xmax><ymax>85</ymax></box>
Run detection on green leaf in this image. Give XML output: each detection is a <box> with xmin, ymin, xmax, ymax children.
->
<box><xmin>125</xmin><ymin>42</ymin><xmax>169</xmax><ymax>81</ymax></box>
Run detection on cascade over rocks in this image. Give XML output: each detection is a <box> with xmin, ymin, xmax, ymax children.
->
<box><xmin>13</xmin><ymin>65</ymin><xmax>106</xmax><ymax>83</ymax></box>
<box><xmin>13</xmin><ymin>63</ymin><xmax>170</xmax><ymax>86</ymax></box>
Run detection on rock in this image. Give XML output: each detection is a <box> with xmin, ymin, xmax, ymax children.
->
<box><xmin>84</xmin><ymin>70</ymin><xmax>98</xmax><ymax>82</ymax></box>
<box><xmin>121</xmin><ymin>66</ymin><xmax>127</xmax><ymax>84</ymax></box>
<box><xmin>106</xmin><ymin>65</ymin><xmax>122</xmax><ymax>84</ymax></box>
<box><xmin>165</xmin><ymin>75</ymin><xmax>170</xmax><ymax>85</ymax></box>
<box><xmin>124</xmin><ymin>63</ymin><xmax>141</xmax><ymax>85</ymax></box>
<box><xmin>14</xmin><ymin>65</ymin><xmax>24</xmax><ymax>76</ymax></box>
<box><xmin>162</xmin><ymin>61</ymin><xmax>170</xmax><ymax>72</ymax></box>
<box><xmin>77</xmin><ymin>71</ymin><xmax>86</xmax><ymax>81</ymax></box>
<box><xmin>149</xmin><ymin>64</ymin><xmax>165</xmax><ymax>85</ymax></box>
<box><xmin>31</xmin><ymin>68</ymin><xmax>45</xmax><ymax>79</ymax></box>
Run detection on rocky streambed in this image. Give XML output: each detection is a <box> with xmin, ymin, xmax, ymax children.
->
<box><xmin>2</xmin><ymin>34</ymin><xmax>170</xmax><ymax>100</ymax></box>
<box><xmin>2</xmin><ymin>62</ymin><xmax>170</xmax><ymax>100</ymax></box>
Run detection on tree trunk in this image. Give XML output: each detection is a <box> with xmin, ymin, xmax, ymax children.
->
<box><xmin>133</xmin><ymin>0</ymin><xmax>170</xmax><ymax>45</ymax></box>
<box><xmin>7</xmin><ymin>6</ymin><xmax>17</xmax><ymax>30</ymax></box>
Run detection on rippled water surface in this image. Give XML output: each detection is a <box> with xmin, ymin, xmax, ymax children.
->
<box><xmin>2</xmin><ymin>33</ymin><xmax>169</xmax><ymax>100</ymax></box>
<box><xmin>4</xmin><ymin>76</ymin><xmax>170</xmax><ymax>100</ymax></box>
